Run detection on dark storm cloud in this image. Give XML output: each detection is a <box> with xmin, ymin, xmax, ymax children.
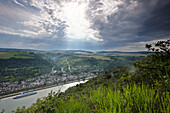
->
<box><xmin>87</xmin><ymin>0</ymin><xmax>170</xmax><ymax>46</ymax></box>
<box><xmin>0</xmin><ymin>0</ymin><xmax>170</xmax><ymax>51</ymax></box>
<box><xmin>138</xmin><ymin>1</ymin><xmax>170</xmax><ymax>39</ymax></box>
<box><xmin>87</xmin><ymin>0</ymin><xmax>141</xmax><ymax>43</ymax></box>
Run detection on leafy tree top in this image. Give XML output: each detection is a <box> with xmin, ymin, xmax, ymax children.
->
<box><xmin>146</xmin><ymin>39</ymin><xmax>170</xmax><ymax>54</ymax></box>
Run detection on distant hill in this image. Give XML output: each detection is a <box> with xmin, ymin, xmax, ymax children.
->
<box><xmin>0</xmin><ymin>52</ymin><xmax>53</xmax><ymax>83</ymax></box>
<box><xmin>96</xmin><ymin>51</ymin><xmax>152</xmax><ymax>55</ymax></box>
<box><xmin>0</xmin><ymin>48</ymin><xmax>44</xmax><ymax>53</ymax></box>
<box><xmin>51</xmin><ymin>50</ymin><xmax>93</xmax><ymax>54</ymax></box>
<box><xmin>0</xmin><ymin>48</ymin><xmax>152</xmax><ymax>55</ymax></box>
<box><xmin>0</xmin><ymin>52</ymin><xmax>35</xmax><ymax>59</ymax></box>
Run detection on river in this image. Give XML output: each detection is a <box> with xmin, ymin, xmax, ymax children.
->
<box><xmin>0</xmin><ymin>81</ymin><xmax>87</xmax><ymax>113</ymax></box>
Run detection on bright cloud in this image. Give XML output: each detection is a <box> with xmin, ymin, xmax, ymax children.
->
<box><xmin>88</xmin><ymin>0</ymin><xmax>124</xmax><ymax>23</ymax></box>
<box><xmin>14</xmin><ymin>0</ymin><xmax>102</xmax><ymax>41</ymax></box>
<box><xmin>60</xmin><ymin>1</ymin><xmax>103</xmax><ymax>41</ymax></box>
<box><xmin>0</xmin><ymin>26</ymin><xmax>41</xmax><ymax>38</ymax></box>
<box><xmin>0</xmin><ymin>0</ymin><xmax>170</xmax><ymax>51</ymax></box>
<box><xmin>13</xmin><ymin>0</ymin><xmax>25</xmax><ymax>8</ymax></box>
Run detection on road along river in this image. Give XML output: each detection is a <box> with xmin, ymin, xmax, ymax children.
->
<box><xmin>0</xmin><ymin>81</ymin><xmax>87</xmax><ymax>113</ymax></box>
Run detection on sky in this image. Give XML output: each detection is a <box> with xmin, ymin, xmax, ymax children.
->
<box><xmin>0</xmin><ymin>0</ymin><xmax>170</xmax><ymax>51</ymax></box>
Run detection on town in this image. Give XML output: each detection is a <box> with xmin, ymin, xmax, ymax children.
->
<box><xmin>0</xmin><ymin>65</ymin><xmax>101</xmax><ymax>95</ymax></box>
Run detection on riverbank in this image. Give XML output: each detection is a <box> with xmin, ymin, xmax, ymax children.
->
<box><xmin>0</xmin><ymin>77</ymin><xmax>94</xmax><ymax>100</ymax></box>
<box><xmin>0</xmin><ymin>80</ymin><xmax>89</xmax><ymax>113</ymax></box>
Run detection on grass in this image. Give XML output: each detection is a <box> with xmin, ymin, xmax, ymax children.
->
<box><xmin>0</xmin><ymin>52</ymin><xmax>35</xmax><ymax>59</ymax></box>
<box><xmin>15</xmin><ymin>84</ymin><xmax>170</xmax><ymax>113</ymax></box>
<box><xmin>90</xmin><ymin>84</ymin><xmax>170</xmax><ymax>113</ymax></box>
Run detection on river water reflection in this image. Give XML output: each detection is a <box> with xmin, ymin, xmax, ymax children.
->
<box><xmin>0</xmin><ymin>81</ymin><xmax>87</xmax><ymax>113</ymax></box>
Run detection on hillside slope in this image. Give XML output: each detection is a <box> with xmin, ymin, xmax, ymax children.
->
<box><xmin>0</xmin><ymin>52</ymin><xmax>53</xmax><ymax>83</ymax></box>
<box><xmin>14</xmin><ymin>39</ymin><xmax>170</xmax><ymax>113</ymax></box>
<box><xmin>14</xmin><ymin>65</ymin><xmax>169</xmax><ymax>113</ymax></box>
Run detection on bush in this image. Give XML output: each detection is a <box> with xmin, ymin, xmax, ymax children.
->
<box><xmin>133</xmin><ymin>39</ymin><xmax>170</xmax><ymax>91</ymax></box>
<box><xmin>15</xmin><ymin>84</ymin><xmax>170</xmax><ymax>113</ymax></box>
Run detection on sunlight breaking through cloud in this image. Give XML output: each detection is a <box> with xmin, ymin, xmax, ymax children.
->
<box><xmin>16</xmin><ymin>0</ymin><xmax>103</xmax><ymax>41</ymax></box>
<box><xmin>61</xmin><ymin>1</ymin><xmax>103</xmax><ymax>41</ymax></box>
<box><xmin>0</xmin><ymin>0</ymin><xmax>170</xmax><ymax>50</ymax></box>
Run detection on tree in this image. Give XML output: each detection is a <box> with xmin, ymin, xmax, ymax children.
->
<box><xmin>133</xmin><ymin>39</ymin><xmax>170</xmax><ymax>91</ymax></box>
<box><xmin>145</xmin><ymin>39</ymin><xmax>170</xmax><ymax>54</ymax></box>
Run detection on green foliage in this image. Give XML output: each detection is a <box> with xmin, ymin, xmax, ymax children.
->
<box><xmin>0</xmin><ymin>52</ymin><xmax>34</xmax><ymax>59</ymax></box>
<box><xmin>146</xmin><ymin>39</ymin><xmax>170</xmax><ymax>54</ymax></box>
<box><xmin>133</xmin><ymin>39</ymin><xmax>170</xmax><ymax>91</ymax></box>
<box><xmin>12</xmin><ymin>40</ymin><xmax>170</xmax><ymax>113</ymax></box>
<box><xmin>47</xmin><ymin>51</ymin><xmax>145</xmax><ymax>74</ymax></box>
<box><xmin>15</xmin><ymin>84</ymin><xmax>170</xmax><ymax>113</ymax></box>
<box><xmin>0</xmin><ymin>53</ymin><xmax>53</xmax><ymax>83</ymax></box>
<box><xmin>90</xmin><ymin>84</ymin><xmax>170</xmax><ymax>113</ymax></box>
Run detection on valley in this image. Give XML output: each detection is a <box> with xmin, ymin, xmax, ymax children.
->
<box><xmin>0</xmin><ymin>49</ymin><xmax>148</xmax><ymax>96</ymax></box>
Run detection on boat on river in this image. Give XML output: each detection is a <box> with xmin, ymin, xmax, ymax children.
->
<box><xmin>13</xmin><ymin>92</ymin><xmax>37</xmax><ymax>99</ymax></box>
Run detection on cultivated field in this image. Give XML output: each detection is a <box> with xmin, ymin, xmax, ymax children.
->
<box><xmin>0</xmin><ymin>52</ymin><xmax>8</xmax><ymax>55</ymax></box>
<box><xmin>76</xmin><ymin>55</ymin><xmax>111</xmax><ymax>60</ymax></box>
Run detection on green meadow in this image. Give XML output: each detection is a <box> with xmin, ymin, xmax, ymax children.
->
<box><xmin>0</xmin><ymin>52</ymin><xmax>35</xmax><ymax>59</ymax></box>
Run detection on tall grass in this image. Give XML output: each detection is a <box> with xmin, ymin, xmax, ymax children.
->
<box><xmin>15</xmin><ymin>84</ymin><xmax>169</xmax><ymax>113</ymax></box>
<box><xmin>90</xmin><ymin>84</ymin><xmax>170</xmax><ymax>113</ymax></box>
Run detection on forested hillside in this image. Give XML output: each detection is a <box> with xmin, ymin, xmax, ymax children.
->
<box><xmin>15</xmin><ymin>40</ymin><xmax>170</xmax><ymax>113</ymax></box>
<box><xmin>0</xmin><ymin>52</ymin><xmax>53</xmax><ymax>83</ymax></box>
<box><xmin>43</xmin><ymin>50</ymin><xmax>147</xmax><ymax>76</ymax></box>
